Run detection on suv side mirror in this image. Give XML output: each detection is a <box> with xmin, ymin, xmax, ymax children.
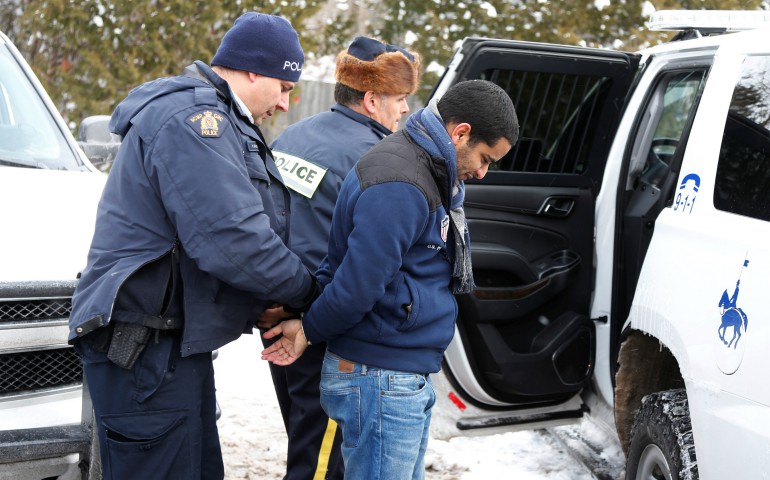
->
<box><xmin>77</xmin><ymin>115</ymin><xmax>121</xmax><ymax>172</ymax></box>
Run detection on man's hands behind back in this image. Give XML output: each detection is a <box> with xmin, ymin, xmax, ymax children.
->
<box><xmin>261</xmin><ymin>319</ymin><xmax>308</xmax><ymax>365</ymax></box>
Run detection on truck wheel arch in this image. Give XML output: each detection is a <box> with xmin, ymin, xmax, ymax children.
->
<box><xmin>614</xmin><ymin>331</ymin><xmax>685</xmax><ymax>455</ymax></box>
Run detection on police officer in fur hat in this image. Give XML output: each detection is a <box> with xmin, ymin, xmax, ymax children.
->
<box><xmin>259</xmin><ymin>36</ymin><xmax>421</xmax><ymax>480</ymax></box>
<box><xmin>69</xmin><ymin>12</ymin><xmax>320</xmax><ymax>479</ymax></box>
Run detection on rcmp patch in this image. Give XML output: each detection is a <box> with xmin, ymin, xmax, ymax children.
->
<box><xmin>186</xmin><ymin>110</ymin><xmax>227</xmax><ymax>138</ymax></box>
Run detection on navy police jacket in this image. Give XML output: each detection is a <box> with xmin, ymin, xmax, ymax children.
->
<box><xmin>302</xmin><ymin>130</ymin><xmax>458</xmax><ymax>374</ymax></box>
<box><xmin>69</xmin><ymin>61</ymin><xmax>313</xmax><ymax>356</ymax></box>
<box><xmin>270</xmin><ymin>104</ymin><xmax>390</xmax><ymax>270</ymax></box>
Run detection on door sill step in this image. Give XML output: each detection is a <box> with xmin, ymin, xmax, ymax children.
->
<box><xmin>457</xmin><ymin>407</ymin><xmax>585</xmax><ymax>431</ymax></box>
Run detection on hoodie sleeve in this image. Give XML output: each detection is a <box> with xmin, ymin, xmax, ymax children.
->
<box><xmin>301</xmin><ymin>181</ymin><xmax>429</xmax><ymax>342</ymax></box>
<box><xmin>147</xmin><ymin>107</ymin><xmax>313</xmax><ymax>308</ymax></box>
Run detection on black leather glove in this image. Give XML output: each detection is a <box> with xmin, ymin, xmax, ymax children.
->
<box><xmin>285</xmin><ymin>269</ymin><xmax>322</xmax><ymax>314</ymax></box>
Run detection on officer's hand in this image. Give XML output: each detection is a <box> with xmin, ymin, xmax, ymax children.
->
<box><xmin>260</xmin><ymin>319</ymin><xmax>308</xmax><ymax>366</ymax></box>
<box><xmin>285</xmin><ymin>271</ymin><xmax>322</xmax><ymax>314</ymax></box>
<box><xmin>258</xmin><ymin>304</ymin><xmax>293</xmax><ymax>329</ymax></box>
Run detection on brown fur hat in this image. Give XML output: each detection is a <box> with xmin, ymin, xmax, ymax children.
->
<box><xmin>335</xmin><ymin>36</ymin><xmax>421</xmax><ymax>95</ymax></box>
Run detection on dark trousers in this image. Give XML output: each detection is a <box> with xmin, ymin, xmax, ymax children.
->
<box><xmin>264</xmin><ymin>339</ymin><xmax>344</xmax><ymax>480</ymax></box>
<box><xmin>76</xmin><ymin>331</ymin><xmax>223</xmax><ymax>480</ymax></box>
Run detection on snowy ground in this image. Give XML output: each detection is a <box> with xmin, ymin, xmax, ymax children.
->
<box><xmin>215</xmin><ymin>334</ymin><xmax>625</xmax><ymax>479</ymax></box>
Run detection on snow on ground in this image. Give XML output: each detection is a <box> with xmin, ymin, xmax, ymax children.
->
<box><xmin>215</xmin><ymin>334</ymin><xmax>624</xmax><ymax>479</ymax></box>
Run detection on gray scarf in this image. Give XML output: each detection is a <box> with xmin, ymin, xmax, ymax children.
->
<box><xmin>404</xmin><ymin>100</ymin><xmax>475</xmax><ymax>294</ymax></box>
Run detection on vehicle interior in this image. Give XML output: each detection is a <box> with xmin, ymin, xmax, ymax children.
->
<box><xmin>443</xmin><ymin>39</ymin><xmax>639</xmax><ymax>407</ymax></box>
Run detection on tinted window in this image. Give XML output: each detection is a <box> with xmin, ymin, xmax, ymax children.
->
<box><xmin>714</xmin><ymin>55</ymin><xmax>770</xmax><ymax>222</ymax></box>
<box><xmin>482</xmin><ymin>69</ymin><xmax>611</xmax><ymax>175</ymax></box>
<box><xmin>630</xmin><ymin>69</ymin><xmax>707</xmax><ymax>190</ymax></box>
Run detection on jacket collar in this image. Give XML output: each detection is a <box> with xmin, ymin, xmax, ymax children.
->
<box><xmin>331</xmin><ymin>103</ymin><xmax>393</xmax><ymax>140</ymax></box>
<box><xmin>186</xmin><ymin>61</ymin><xmax>232</xmax><ymax>103</ymax></box>
<box><xmin>184</xmin><ymin>61</ymin><xmax>271</xmax><ymax>150</ymax></box>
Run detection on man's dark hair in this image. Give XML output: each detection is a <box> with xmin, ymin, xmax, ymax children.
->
<box><xmin>437</xmin><ymin>79</ymin><xmax>519</xmax><ymax>147</ymax></box>
<box><xmin>335</xmin><ymin>83</ymin><xmax>366</xmax><ymax>106</ymax></box>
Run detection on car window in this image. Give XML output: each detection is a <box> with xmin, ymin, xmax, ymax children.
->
<box><xmin>628</xmin><ymin>69</ymin><xmax>707</xmax><ymax>190</ymax></box>
<box><xmin>714</xmin><ymin>55</ymin><xmax>770</xmax><ymax>222</ymax></box>
<box><xmin>481</xmin><ymin>68</ymin><xmax>612</xmax><ymax>175</ymax></box>
<box><xmin>0</xmin><ymin>42</ymin><xmax>85</xmax><ymax>171</ymax></box>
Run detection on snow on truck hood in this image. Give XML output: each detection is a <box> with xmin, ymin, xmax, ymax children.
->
<box><xmin>0</xmin><ymin>167</ymin><xmax>106</xmax><ymax>282</ymax></box>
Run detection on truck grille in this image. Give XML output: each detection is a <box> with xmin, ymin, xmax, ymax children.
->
<box><xmin>0</xmin><ymin>348</ymin><xmax>82</xmax><ymax>395</ymax></box>
<box><xmin>0</xmin><ymin>297</ymin><xmax>71</xmax><ymax>323</ymax></box>
<box><xmin>0</xmin><ymin>281</ymin><xmax>83</xmax><ymax>397</ymax></box>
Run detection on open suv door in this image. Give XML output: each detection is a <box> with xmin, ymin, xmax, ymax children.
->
<box><xmin>432</xmin><ymin>37</ymin><xmax>640</xmax><ymax>430</ymax></box>
<box><xmin>435</xmin><ymin>11</ymin><xmax>770</xmax><ymax>479</ymax></box>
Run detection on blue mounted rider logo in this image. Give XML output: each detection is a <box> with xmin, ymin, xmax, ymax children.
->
<box><xmin>715</xmin><ymin>256</ymin><xmax>750</xmax><ymax>375</ymax></box>
<box><xmin>718</xmin><ymin>281</ymin><xmax>749</xmax><ymax>348</ymax></box>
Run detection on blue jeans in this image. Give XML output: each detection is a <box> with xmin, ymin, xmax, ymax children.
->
<box><xmin>319</xmin><ymin>350</ymin><xmax>435</xmax><ymax>480</ymax></box>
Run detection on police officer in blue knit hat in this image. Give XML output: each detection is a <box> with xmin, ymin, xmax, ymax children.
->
<box><xmin>69</xmin><ymin>12</ymin><xmax>318</xmax><ymax>479</ymax></box>
<box><xmin>259</xmin><ymin>36</ymin><xmax>421</xmax><ymax>480</ymax></box>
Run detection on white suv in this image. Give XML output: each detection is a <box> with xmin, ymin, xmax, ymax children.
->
<box><xmin>429</xmin><ymin>10</ymin><xmax>770</xmax><ymax>479</ymax></box>
<box><xmin>0</xmin><ymin>30</ymin><xmax>105</xmax><ymax>479</ymax></box>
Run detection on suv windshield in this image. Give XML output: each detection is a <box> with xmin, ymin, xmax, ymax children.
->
<box><xmin>0</xmin><ymin>40</ymin><xmax>85</xmax><ymax>171</ymax></box>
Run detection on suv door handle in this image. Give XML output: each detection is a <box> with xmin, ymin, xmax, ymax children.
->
<box><xmin>540</xmin><ymin>197</ymin><xmax>575</xmax><ymax>217</ymax></box>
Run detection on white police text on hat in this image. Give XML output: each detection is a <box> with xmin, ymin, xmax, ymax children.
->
<box><xmin>212</xmin><ymin>13</ymin><xmax>305</xmax><ymax>83</ymax></box>
<box><xmin>283</xmin><ymin>61</ymin><xmax>302</xmax><ymax>72</ymax></box>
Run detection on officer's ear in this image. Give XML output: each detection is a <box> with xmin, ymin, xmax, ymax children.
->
<box><xmin>363</xmin><ymin>91</ymin><xmax>380</xmax><ymax>115</ymax></box>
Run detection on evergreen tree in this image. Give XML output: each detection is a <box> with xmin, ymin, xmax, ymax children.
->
<box><xmin>1</xmin><ymin>0</ymin><xmax>767</xmax><ymax>122</ymax></box>
<box><xmin>368</xmin><ymin>0</ymin><xmax>766</xmax><ymax>100</ymax></box>
<box><xmin>1</xmin><ymin>0</ymin><xmax>333</xmax><ymax>124</ymax></box>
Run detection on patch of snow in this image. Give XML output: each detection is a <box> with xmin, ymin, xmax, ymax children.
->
<box><xmin>216</xmin><ymin>334</ymin><xmax>624</xmax><ymax>479</ymax></box>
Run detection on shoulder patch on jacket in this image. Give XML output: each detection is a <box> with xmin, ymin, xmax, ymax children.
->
<box><xmin>186</xmin><ymin>110</ymin><xmax>229</xmax><ymax>138</ymax></box>
<box><xmin>272</xmin><ymin>149</ymin><xmax>328</xmax><ymax>198</ymax></box>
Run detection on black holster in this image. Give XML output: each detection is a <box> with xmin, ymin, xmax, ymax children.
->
<box><xmin>103</xmin><ymin>239</ymin><xmax>183</xmax><ymax>369</ymax></box>
<box><xmin>107</xmin><ymin>322</ymin><xmax>151</xmax><ymax>369</ymax></box>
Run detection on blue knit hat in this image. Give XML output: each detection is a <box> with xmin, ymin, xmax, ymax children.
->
<box><xmin>212</xmin><ymin>12</ymin><xmax>304</xmax><ymax>82</ymax></box>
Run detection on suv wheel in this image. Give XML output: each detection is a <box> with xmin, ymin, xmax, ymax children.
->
<box><xmin>626</xmin><ymin>389</ymin><xmax>698</xmax><ymax>480</ymax></box>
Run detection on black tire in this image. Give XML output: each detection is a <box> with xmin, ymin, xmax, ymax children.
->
<box><xmin>626</xmin><ymin>389</ymin><xmax>698</xmax><ymax>480</ymax></box>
